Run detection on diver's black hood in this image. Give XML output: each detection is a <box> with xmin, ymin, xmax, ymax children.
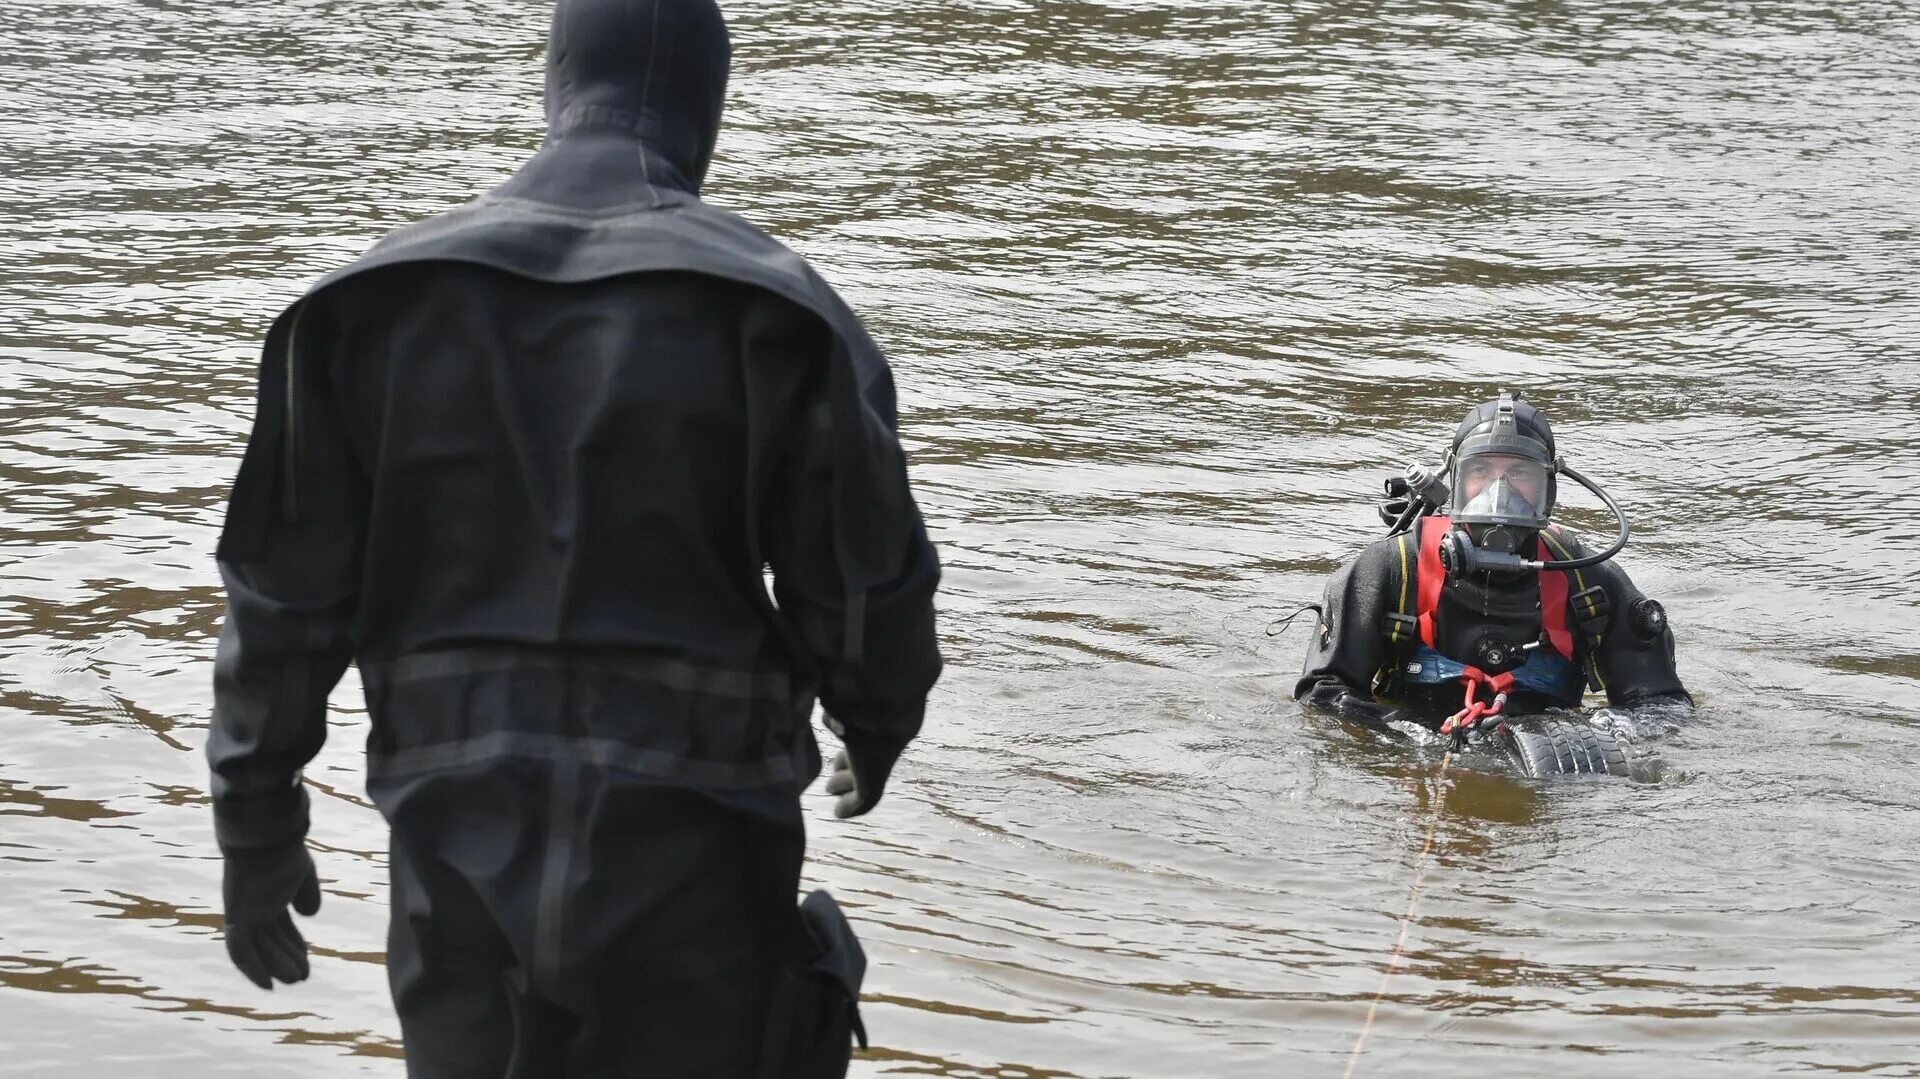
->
<box><xmin>507</xmin><ymin>0</ymin><xmax>731</xmax><ymax>202</ymax></box>
<box><xmin>1452</xmin><ymin>394</ymin><xmax>1554</xmax><ymax>459</ymax></box>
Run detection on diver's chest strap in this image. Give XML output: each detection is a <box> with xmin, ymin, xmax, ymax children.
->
<box><xmin>1415</xmin><ymin>517</ymin><xmax>1447</xmax><ymax>649</ymax></box>
<box><xmin>1412</xmin><ymin>516</ymin><xmax>1575</xmax><ymax>662</ymax></box>
<box><xmin>1537</xmin><ymin>528</ymin><xmax>1574</xmax><ymax>660</ymax></box>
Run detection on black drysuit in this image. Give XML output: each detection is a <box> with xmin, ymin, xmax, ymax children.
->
<box><xmin>1295</xmin><ymin>527</ymin><xmax>1688</xmax><ymax>725</ymax></box>
<box><xmin>206</xmin><ymin>2</ymin><xmax>939</xmax><ymax>1075</ymax></box>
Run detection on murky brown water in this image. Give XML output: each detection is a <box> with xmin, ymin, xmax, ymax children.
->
<box><xmin>4</xmin><ymin>0</ymin><xmax>1919</xmax><ymax>1075</ymax></box>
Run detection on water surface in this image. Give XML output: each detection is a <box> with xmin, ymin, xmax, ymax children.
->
<box><xmin>3</xmin><ymin>0</ymin><xmax>1918</xmax><ymax>1075</ymax></box>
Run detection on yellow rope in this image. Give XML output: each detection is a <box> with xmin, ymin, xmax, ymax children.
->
<box><xmin>1341</xmin><ymin>750</ymin><xmax>1451</xmax><ymax>1078</ymax></box>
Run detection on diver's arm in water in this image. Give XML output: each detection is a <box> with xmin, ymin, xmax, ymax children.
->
<box><xmin>1540</xmin><ymin>527</ymin><xmax>1691</xmax><ymax>714</ymax></box>
<box><xmin>208</xmin><ymin>309</ymin><xmax>364</xmax><ymax>855</ymax></box>
<box><xmin>1293</xmin><ymin>539</ymin><xmax>1413</xmax><ymax>726</ymax></box>
<box><xmin>1578</xmin><ymin>556</ymin><xmax>1693</xmax><ymax>713</ymax></box>
<box><xmin>764</xmin><ymin>316</ymin><xmax>942</xmax><ymax>818</ymax></box>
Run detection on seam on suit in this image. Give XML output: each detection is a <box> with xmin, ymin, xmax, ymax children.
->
<box><xmin>369</xmin><ymin>649</ymin><xmax>792</xmax><ymax>700</ymax></box>
<box><xmin>366</xmin><ymin>731</ymin><xmax>798</xmax><ymax>788</ymax></box>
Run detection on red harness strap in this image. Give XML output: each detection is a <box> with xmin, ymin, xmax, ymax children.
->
<box><xmin>1415</xmin><ymin>516</ymin><xmax>1447</xmax><ymax>648</ymax></box>
<box><xmin>1537</xmin><ymin>532</ymin><xmax>1574</xmax><ymax>661</ymax></box>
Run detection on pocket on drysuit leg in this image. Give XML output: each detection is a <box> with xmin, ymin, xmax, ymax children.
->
<box><xmin>759</xmin><ymin>889</ymin><xmax>869</xmax><ymax>1079</ymax></box>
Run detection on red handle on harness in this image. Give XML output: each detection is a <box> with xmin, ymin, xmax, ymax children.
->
<box><xmin>1440</xmin><ymin>666</ymin><xmax>1517</xmax><ymax>737</ymax></box>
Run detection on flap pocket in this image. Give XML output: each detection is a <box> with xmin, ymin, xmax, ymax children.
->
<box><xmin>760</xmin><ymin>889</ymin><xmax>868</xmax><ymax>1079</ymax></box>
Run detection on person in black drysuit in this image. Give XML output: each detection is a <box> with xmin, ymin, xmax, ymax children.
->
<box><xmin>1295</xmin><ymin>395</ymin><xmax>1689</xmax><ymax>747</ymax></box>
<box><xmin>206</xmin><ymin>2</ymin><xmax>940</xmax><ymax>1075</ymax></box>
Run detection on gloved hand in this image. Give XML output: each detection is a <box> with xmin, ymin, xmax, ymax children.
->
<box><xmin>1589</xmin><ymin>701</ymin><xmax>1685</xmax><ymax>741</ymax></box>
<box><xmin>1340</xmin><ymin>694</ymin><xmax>1415</xmax><ymax>728</ymax></box>
<box><xmin>1587</xmin><ymin>707</ymin><xmax>1632</xmax><ymax>735</ymax></box>
<box><xmin>822</xmin><ymin>717</ymin><xmax>906</xmax><ymax>820</ymax></box>
<box><xmin>1302</xmin><ymin>680</ymin><xmax>1413</xmax><ymax>729</ymax></box>
<box><xmin>221</xmin><ymin>840</ymin><xmax>322</xmax><ymax>989</ymax></box>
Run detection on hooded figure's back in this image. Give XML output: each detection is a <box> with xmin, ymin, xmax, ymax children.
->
<box><xmin>213</xmin><ymin>0</ymin><xmax>939</xmax><ymax>795</ymax></box>
<box><xmin>207</xmin><ymin>2</ymin><xmax>940</xmax><ymax>1072</ymax></box>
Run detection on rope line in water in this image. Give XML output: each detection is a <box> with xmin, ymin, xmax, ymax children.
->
<box><xmin>1340</xmin><ymin>749</ymin><xmax>1452</xmax><ymax>1079</ymax></box>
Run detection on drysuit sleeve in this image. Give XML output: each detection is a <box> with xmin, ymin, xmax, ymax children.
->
<box><xmin>763</xmin><ymin>331</ymin><xmax>942</xmax><ymax>769</ymax></box>
<box><xmin>207</xmin><ymin>308</ymin><xmax>365</xmax><ymax>853</ymax></box>
<box><xmin>1294</xmin><ymin>539</ymin><xmax>1400</xmax><ymax>713</ymax></box>
<box><xmin>1580</xmin><ymin>558</ymin><xmax>1691</xmax><ymax>711</ymax></box>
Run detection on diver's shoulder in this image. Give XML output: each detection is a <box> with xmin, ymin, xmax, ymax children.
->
<box><xmin>1347</xmin><ymin>533</ymin><xmax>1412</xmax><ymax>575</ymax></box>
<box><xmin>1541</xmin><ymin>523</ymin><xmax>1592</xmax><ymax>553</ymax></box>
<box><xmin>681</xmin><ymin>199</ymin><xmax>817</xmax><ymax>265</ymax></box>
<box><xmin>1542</xmin><ymin>524</ymin><xmax>1620</xmax><ymax>566</ymax></box>
<box><xmin>683</xmin><ymin>200</ymin><xmax>870</xmax><ymax>313</ymax></box>
<box><xmin>1544</xmin><ymin>526</ymin><xmax>1654</xmax><ymax>595</ymax></box>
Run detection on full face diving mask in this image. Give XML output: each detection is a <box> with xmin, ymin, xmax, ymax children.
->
<box><xmin>1447</xmin><ymin>392</ymin><xmax>1556</xmax><ymax>563</ymax></box>
<box><xmin>1435</xmin><ymin>392</ymin><xmax>1630</xmax><ymax>577</ymax></box>
<box><xmin>1452</xmin><ymin>453</ymin><xmax>1553</xmax><ymax>530</ymax></box>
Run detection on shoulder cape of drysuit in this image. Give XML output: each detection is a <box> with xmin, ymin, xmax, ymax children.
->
<box><xmin>220</xmin><ymin>183</ymin><xmax>907</xmax><ymax>668</ymax></box>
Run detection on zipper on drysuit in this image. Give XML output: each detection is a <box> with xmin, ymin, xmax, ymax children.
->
<box><xmin>279</xmin><ymin>300</ymin><xmax>310</xmax><ymax>523</ymax></box>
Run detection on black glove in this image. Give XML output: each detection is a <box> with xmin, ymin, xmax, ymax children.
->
<box><xmin>1339</xmin><ymin>694</ymin><xmax>1413</xmax><ymax>727</ymax></box>
<box><xmin>1302</xmin><ymin>679</ymin><xmax>1412</xmax><ymax>728</ymax></box>
<box><xmin>821</xmin><ymin>718</ymin><xmax>907</xmax><ymax>820</ymax></box>
<box><xmin>221</xmin><ymin>840</ymin><xmax>321</xmax><ymax>989</ymax></box>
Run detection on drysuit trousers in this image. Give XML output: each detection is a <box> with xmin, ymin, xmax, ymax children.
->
<box><xmin>378</xmin><ymin>758</ymin><xmax>805</xmax><ymax>1079</ymax></box>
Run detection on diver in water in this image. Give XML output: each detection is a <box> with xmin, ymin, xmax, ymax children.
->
<box><xmin>1295</xmin><ymin>392</ymin><xmax>1689</xmax><ymax>769</ymax></box>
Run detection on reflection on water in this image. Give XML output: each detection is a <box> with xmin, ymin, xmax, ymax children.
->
<box><xmin>3</xmin><ymin>0</ymin><xmax>1918</xmax><ymax>1075</ymax></box>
